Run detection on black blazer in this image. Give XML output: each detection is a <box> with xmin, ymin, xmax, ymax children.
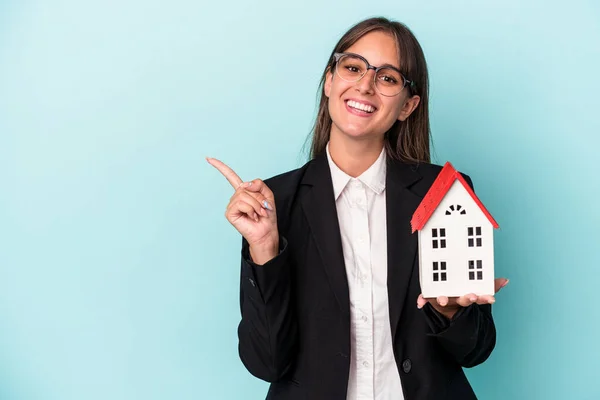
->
<box><xmin>237</xmin><ymin>154</ymin><xmax>495</xmax><ymax>400</ymax></box>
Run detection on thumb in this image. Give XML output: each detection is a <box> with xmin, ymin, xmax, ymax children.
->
<box><xmin>494</xmin><ymin>278</ymin><xmax>509</xmax><ymax>293</ymax></box>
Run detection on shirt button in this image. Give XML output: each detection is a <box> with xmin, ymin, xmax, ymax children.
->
<box><xmin>248</xmin><ymin>278</ymin><xmax>256</xmax><ymax>287</ymax></box>
<box><xmin>361</xmin><ymin>315</ymin><xmax>368</xmax><ymax>322</ymax></box>
<box><xmin>363</xmin><ymin>361</ymin><xmax>370</xmax><ymax>368</ymax></box>
<box><xmin>402</xmin><ymin>359</ymin><xmax>412</xmax><ymax>373</ymax></box>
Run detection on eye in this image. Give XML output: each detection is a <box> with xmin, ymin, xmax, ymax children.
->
<box><xmin>379</xmin><ymin>75</ymin><xmax>398</xmax><ymax>84</ymax></box>
<box><xmin>345</xmin><ymin>64</ymin><xmax>362</xmax><ymax>73</ymax></box>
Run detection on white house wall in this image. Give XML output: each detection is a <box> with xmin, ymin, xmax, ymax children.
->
<box><xmin>418</xmin><ymin>181</ymin><xmax>495</xmax><ymax>297</ymax></box>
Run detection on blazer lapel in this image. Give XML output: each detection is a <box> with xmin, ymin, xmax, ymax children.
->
<box><xmin>386</xmin><ymin>160</ymin><xmax>423</xmax><ymax>339</ymax></box>
<box><xmin>301</xmin><ymin>155</ymin><xmax>350</xmax><ymax>316</ymax></box>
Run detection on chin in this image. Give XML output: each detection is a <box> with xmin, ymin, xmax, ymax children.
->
<box><xmin>330</xmin><ymin>107</ymin><xmax>390</xmax><ymax>141</ymax></box>
<box><xmin>345</xmin><ymin>128</ymin><xmax>372</xmax><ymax>139</ymax></box>
<box><xmin>333</xmin><ymin>120</ymin><xmax>380</xmax><ymax>141</ymax></box>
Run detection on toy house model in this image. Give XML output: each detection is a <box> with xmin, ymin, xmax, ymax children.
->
<box><xmin>411</xmin><ymin>162</ymin><xmax>499</xmax><ymax>298</ymax></box>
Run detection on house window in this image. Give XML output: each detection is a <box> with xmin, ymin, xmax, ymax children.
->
<box><xmin>445</xmin><ymin>204</ymin><xmax>467</xmax><ymax>215</ymax></box>
<box><xmin>468</xmin><ymin>260</ymin><xmax>483</xmax><ymax>280</ymax></box>
<box><xmin>468</xmin><ymin>226</ymin><xmax>482</xmax><ymax>247</ymax></box>
<box><xmin>431</xmin><ymin>228</ymin><xmax>446</xmax><ymax>249</ymax></box>
<box><xmin>433</xmin><ymin>261</ymin><xmax>447</xmax><ymax>282</ymax></box>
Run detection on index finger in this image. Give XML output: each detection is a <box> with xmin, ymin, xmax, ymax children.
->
<box><xmin>206</xmin><ymin>157</ymin><xmax>243</xmax><ymax>189</ymax></box>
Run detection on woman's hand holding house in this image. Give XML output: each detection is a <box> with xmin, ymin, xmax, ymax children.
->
<box><xmin>416</xmin><ymin>278</ymin><xmax>509</xmax><ymax>320</ymax></box>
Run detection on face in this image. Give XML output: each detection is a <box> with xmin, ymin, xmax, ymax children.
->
<box><xmin>324</xmin><ymin>30</ymin><xmax>421</xmax><ymax>142</ymax></box>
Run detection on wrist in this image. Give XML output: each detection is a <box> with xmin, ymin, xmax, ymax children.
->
<box><xmin>433</xmin><ymin>304</ymin><xmax>460</xmax><ymax>320</ymax></box>
<box><xmin>249</xmin><ymin>235</ymin><xmax>279</xmax><ymax>265</ymax></box>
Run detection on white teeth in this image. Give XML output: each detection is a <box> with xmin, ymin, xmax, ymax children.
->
<box><xmin>347</xmin><ymin>100</ymin><xmax>375</xmax><ymax>113</ymax></box>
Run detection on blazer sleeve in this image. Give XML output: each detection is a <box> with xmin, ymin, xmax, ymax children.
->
<box><xmin>420</xmin><ymin>173</ymin><xmax>496</xmax><ymax>368</ymax></box>
<box><xmin>237</xmin><ymin>235</ymin><xmax>298</xmax><ymax>382</ymax></box>
<box><xmin>422</xmin><ymin>302</ymin><xmax>496</xmax><ymax>367</ymax></box>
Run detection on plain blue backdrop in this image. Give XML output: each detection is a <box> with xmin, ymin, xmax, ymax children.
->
<box><xmin>1</xmin><ymin>0</ymin><xmax>599</xmax><ymax>399</ymax></box>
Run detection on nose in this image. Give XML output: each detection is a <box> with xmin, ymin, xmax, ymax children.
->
<box><xmin>356</xmin><ymin>68</ymin><xmax>376</xmax><ymax>94</ymax></box>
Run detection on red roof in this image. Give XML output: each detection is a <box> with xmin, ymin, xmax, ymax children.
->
<box><xmin>410</xmin><ymin>162</ymin><xmax>499</xmax><ymax>233</ymax></box>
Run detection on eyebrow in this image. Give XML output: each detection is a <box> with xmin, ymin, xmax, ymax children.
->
<box><xmin>380</xmin><ymin>62</ymin><xmax>402</xmax><ymax>70</ymax></box>
<box><xmin>347</xmin><ymin>52</ymin><xmax>401</xmax><ymax>71</ymax></box>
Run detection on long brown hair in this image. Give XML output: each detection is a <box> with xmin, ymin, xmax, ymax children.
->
<box><xmin>308</xmin><ymin>17</ymin><xmax>431</xmax><ymax>163</ymax></box>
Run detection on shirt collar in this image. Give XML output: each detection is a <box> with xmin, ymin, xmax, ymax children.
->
<box><xmin>326</xmin><ymin>142</ymin><xmax>387</xmax><ymax>200</ymax></box>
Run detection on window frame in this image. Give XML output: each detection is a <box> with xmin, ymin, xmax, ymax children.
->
<box><xmin>433</xmin><ymin>261</ymin><xmax>447</xmax><ymax>282</ymax></box>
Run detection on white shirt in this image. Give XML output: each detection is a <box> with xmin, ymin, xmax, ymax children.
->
<box><xmin>326</xmin><ymin>144</ymin><xmax>405</xmax><ymax>400</ymax></box>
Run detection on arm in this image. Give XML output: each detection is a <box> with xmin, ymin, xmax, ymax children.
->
<box><xmin>422</xmin><ymin>302</ymin><xmax>496</xmax><ymax>367</ymax></box>
<box><xmin>237</xmin><ymin>236</ymin><xmax>298</xmax><ymax>382</ymax></box>
<box><xmin>204</xmin><ymin>158</ymin><xmax>298</xmax><ymax>382</ymax></box>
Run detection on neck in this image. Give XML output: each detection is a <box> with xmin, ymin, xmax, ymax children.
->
<box><xmin>328</xmin><ymin>131</ymin><xmax>385</xmax><ymax>178</ymax></box>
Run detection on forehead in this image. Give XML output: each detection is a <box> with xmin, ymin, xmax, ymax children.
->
<box><xmin>345</xmin><ymin>30</ymin><xmax>400</xmax><ymax>68</ymax></box>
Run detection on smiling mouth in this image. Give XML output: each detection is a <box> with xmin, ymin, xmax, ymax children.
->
<box><xmin>346</xmin><ymin>100</ymin><xmax>377</xmax><ymax>113</ymax></box>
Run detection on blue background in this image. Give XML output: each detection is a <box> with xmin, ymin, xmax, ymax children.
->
<box><xmin>1</xmin><ymin>1</ymin><xmax>599</xmax><ymax>399</ymax></box>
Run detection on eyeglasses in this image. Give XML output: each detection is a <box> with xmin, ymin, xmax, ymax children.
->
<box><xmin>332</xmin><ymin>52</ymin><xmax>414</xmax><ymax>97</ymax></box>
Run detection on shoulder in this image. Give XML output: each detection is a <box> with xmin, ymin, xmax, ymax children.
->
<box><xmin>404</xmin><ymin>161</ymin><xmax>475</xmax><ymax>191</ymax></box>
<box><xmin>263</xmin><ymin>161</ymin><xmax>310</xmax><ymax>196</ymax></box>
<box><xmin>262</xmin><ymin>159</ymin><xmax>316</xmax><ymax>210</ymax></box>
<box><xmin>261</xmin><ymin>160</ymin><xmax>315</xmax><ymax>231</ymax></box>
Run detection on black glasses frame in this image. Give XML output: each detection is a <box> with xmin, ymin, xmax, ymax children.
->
<box><xmin>332</xmin><ymin>52</ymin><xmax>415</xmax><ymax>96</ymax></box>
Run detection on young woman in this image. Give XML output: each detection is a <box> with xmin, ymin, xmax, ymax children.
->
<box><xmin>208</xmin><ymin>17</ymin><xmax>508</xmax><ymax>400</ymax></box>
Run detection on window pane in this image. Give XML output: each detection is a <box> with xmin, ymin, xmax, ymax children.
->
<box><xmin>476</xmin><ymin>227</ymin><xmax>482</xmax><ymax>235</ymax></box>
<box><xmin>468</xmin><ymin>238</ymin><xmax>474</xmax><ymax>247</ymax></box>
<box><xmin>469</xmin><ymin>271</ymin><xmax>475</xmax><ymax>280</ymax></box>
<box><xmin>432</xmin><ymin>229</ymin><xmax>438</xmax><ymax>238</ymax></box>
<box><xmin>476</xmin><ymin>238</ymin><xmax>482</xmax><ymax>247</ymax></box>
<box><xmin>433</xmin><ymin>262</ymin><xmax>438</xmax><ymax>271</ymax></box>
<box><xmin>477</xmin><ymin>260</ymin><xmax>482</xmax><ymax>269</ymax></box>
<box><xmin>433</xmin><ymin>273</ymin><xmax>439</xmax><ymax>282</ymax></box>
<box><xmin>441</xmin><ymin>273</ymin><xmax>447</xmax><ymax>281</ymax></box>
<box><xmin>469</xmin><ymin>260</ymin><xmax>474</xmax><ymax>269</ymax></box>
<box><xmin>433</xmin><ymin>240</ymin><xmax>438</xmax><ymax>249</ymax></box>
<box><xmin>440</xmin><ymin>228</ymin><xmax>446</xmax><ymax>237</ymax></box>
<box><xmin>441</xmin><ymin>239</ymin><xmax>446</xmax><ymax>248</ymax></box>
<box><xmin>441</xmin><ymin>262</ymin><xmax>446</xmax><ymax>270</ymax></box>
<box><xmin>468</xmin><ymin>227</ymin><xmax>473</xmax><ymax>236</ymax></box>
<box><xmin>477</xmin><ymin>271</ymin><xmax>483</xmax><ymax>280</ymax></box>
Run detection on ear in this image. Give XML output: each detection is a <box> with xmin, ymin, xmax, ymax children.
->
<box><xmin>397</xmin><ymin>95</ymin><xmax>421</xmax><ymax>121</ymax></box>
<box><xmin>324</xmin><ymin>68</ymin><xmax>333</xmax><ymax>98</ymax></box>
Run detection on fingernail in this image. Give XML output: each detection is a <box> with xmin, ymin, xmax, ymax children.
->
<box><xmin>263</xmin><ymin>200</ymin><xmax>272</xmax><ymax>210</ymax></box>
<box><xmin>469</xmin><ymin>296</ymin><xmax>477</xmax><ymax>302</ymax></box>
<box><xmin>502</xmin><ymin>279</ymin><xmax>510</xmax><ymax>287</ymax></box>
<box><xmin>488</xmin><ymin>298</ymin><xmax>496</xmax><ymax>304</ymax></box>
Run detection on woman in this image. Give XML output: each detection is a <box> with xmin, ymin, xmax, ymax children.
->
<box><xmin>208</xmin><ymin>17</ymin><xmax>508</xmax><ymax>400</ymax></box>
